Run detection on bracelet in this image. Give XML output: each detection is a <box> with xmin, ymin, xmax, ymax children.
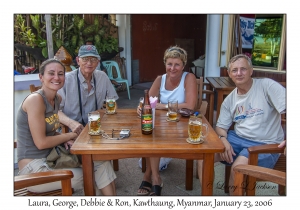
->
<box><xmin>219</xmin><ymin>135</ymin><xmax>226</xmax><ymax>139</ymax></box>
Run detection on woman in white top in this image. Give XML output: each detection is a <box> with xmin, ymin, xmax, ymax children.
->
<box><xmin>137</xmin><ymin>46</ymin><xmax>197</xmax><ymax>196</ymax></box>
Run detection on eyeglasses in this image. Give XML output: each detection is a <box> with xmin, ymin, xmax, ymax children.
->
<box><xmin>230</xmin><ymin>68</ymin><xmax>248</xmax><ymax>75</ymax></box>
<box><xmin>80</xmin><ymin>57</ymin><xmax>99</xmax><ymax>63</ymax></box>
<box><xmin>168</xmin><ymin>47</ymin><xmax>184</xmax><ymax>54</ymax></box>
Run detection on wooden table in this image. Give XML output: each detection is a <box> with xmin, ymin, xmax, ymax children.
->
<box><xmin>71</xmin><ymin>109</ymin><xmax>224</xmax><ymax>196</ymax></box>
<box><xmin>206</xmin><ymin>77</ymin><xmax>236</xmax><ymax>120</ymax></box>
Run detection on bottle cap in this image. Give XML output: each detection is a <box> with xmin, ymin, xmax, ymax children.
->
<box><xmin>194</xmin><ymin>111</ymin><xmax>199</xmax><ymax>116</ymax></box>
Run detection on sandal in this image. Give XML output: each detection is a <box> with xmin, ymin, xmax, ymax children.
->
<box><xmin>149</xmin><ymin>182</ymin><xmax>163</xmax><ymax>196</ymax></box>
<box><xmin>137</xmin><ymin>181</ymin><xmax>152</xmax><ymax>196</ymax></box>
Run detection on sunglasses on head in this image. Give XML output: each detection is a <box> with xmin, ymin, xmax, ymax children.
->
<box><xmin>168</xmin><ymin>47</ymin><xmax>184</xmax><ymax>54</ymax></box>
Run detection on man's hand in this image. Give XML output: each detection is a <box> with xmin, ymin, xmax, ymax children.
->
<box><xmin>278</xmin><ymin>140</ymin><xmax>286</xmax><ymax>155</ymax></box>
<box><xmin>220</xmin><ymin>138</ymin><xmax>236</xmax><ymax>164</ymax></box>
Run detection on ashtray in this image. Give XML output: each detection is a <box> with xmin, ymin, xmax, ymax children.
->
<box><xmin>179</xmin><ymin>108</ymin><xmax>194</xmax><ymax>117</ymax></box>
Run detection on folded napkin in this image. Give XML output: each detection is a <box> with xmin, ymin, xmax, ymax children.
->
<box><xmin>149</xmin><ymin>96</ymin><xmax>158</xmax><ymax>109</ymax></box>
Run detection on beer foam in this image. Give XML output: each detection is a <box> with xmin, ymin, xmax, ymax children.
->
<box><xmin>190</xmin><ymin>121</ymin><xmax>201</xmax><ymax>125</ymax></box>
<box><xmin>89</xmin><ymin>115</ymin><xmax>100</xmax><ymax>121</ymax></box>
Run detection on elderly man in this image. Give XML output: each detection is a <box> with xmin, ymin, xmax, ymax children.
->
<box><xmin>58</xmin><ymin>45</ymin><xmax>118</xmax><ymax>195</ymax></box>
<box><xmin>198</xmin><ymin>54</ymin><xmax>286</xmax><ymax>195</ymax></box>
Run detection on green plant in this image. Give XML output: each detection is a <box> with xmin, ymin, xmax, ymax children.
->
<box><xmin>254</xmin><ymin>17</ymin><xmax>282</xmax><ymax>56</ymax></box>
<box><xmin>14</xmin><ymin>14</ymin><xmax>119</xmax><ymax>59</ymax></box>
<box><xmin>14</xmin><ymin>14</ymin><xmax>37</xmax><ymax>46</ymax></box>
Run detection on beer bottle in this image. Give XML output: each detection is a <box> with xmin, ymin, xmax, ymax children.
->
<box><xmin>141</xmin><ymin>89</ymin><xmax>153</xmax><ymax>134</ymax></box>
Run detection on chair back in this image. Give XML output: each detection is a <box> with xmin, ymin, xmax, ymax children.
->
<box><xmin>102</xmin><ymin>60</ymin><xmax>131</xmax><ymax>99</ymax></box>
<box><xmin>196</xmin><ymin>77</ymin><xmax>204</xmax><ymax>110</ymax></box>
<box><xmin>29</xmin><ymin>84</ymin><xmax>42</xmax><ymax>93</ymax></box>
<box><xmin>102</xmin><ymin>61</ymin><xmax>123</xmax><ymax>80</ymax></box>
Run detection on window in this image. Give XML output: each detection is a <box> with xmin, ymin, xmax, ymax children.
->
<box><xmin>226</xmin><ymin>14</ymin><xmax>286</xmax><ymax>72</ymax></box>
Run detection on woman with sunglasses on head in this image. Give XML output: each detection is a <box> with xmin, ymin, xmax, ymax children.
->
<box><xmin>16</xmin><ymin>59</ymin><xmax>81</xmax><ymax>193</ymax></box>
<box><xmin>137</xmin><ymin>46</ymin><xmax>197</xmax><ymax>196</ymax></box>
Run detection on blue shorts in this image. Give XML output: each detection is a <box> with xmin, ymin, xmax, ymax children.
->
<box><xmin>221</xmin><ymin>130</ymin><xmax>280</xmax><ymax>169</ymax></box>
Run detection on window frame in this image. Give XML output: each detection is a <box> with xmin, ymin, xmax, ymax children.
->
<box><xmin>225</xmin><ymin>14</ymin><xmax>286</xmax><ymax>72</ymax></box>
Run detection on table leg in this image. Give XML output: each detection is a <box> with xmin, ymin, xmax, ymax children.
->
<box><xmin>202</xmin><ymin>153</ymin><xmax>214</xmax><ymax>195</ymax></box>
<box><xmin>185</xmin><ymin>160</ymin><xmax>194</xmax><ymax>190</ymax></box>
<box><xmin>82</xmin><ymin>154</ymin><xmax>95</xmax><ymax>196</ymax></box>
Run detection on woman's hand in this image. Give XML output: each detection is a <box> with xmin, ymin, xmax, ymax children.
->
<box><xmin>137</xmin><ymin>106</ymin><xmax>142</xmax><ymax>116</ymax></box>
<box><xmin>156</xmin><ymin>103</ymin><xmax>167</xmax><ymax>110</ymax></box>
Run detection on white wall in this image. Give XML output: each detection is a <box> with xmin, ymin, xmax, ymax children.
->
<box><xmin>116</xmin><ymin>14</ymin><xmax>132</xmax><ymax>86</ymax></box>
<box><xmin>205</xmin><ymin>14</ymin><xmax>222</xmax><ymax>78</ymax></box>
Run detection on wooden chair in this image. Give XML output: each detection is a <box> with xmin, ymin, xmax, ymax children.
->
<box><xmin>14</xmin><ymin>170</ymin><xmax>74</xmax><ymax>196</ymax></box>
<box><xmin>224</xmin><ymin>120</ymin><xmax>286</xmax><ymax>195</ymax></box>
<box><xmin>233</xmin><ymin>164</ymin><xmax>286</xmax><ymax>196</ymax></box>
<box><xmin>29</xmin><ymin>84</ymin><xmax>41</xmax><ymax>93</ymax></box>
<box><xmin>30</xmin><ymin>84</ymin><xmax>119</xmax><ymax>171</ymax></box>
<box><xmin>141</xmin><ymin>77</ymin><xmax>215</xmax><ymax>190</ymax></box>
<box><xmin>14</xmin><ymin>140</ymin><xmax>74</xmax><ymax>196</ymax></box>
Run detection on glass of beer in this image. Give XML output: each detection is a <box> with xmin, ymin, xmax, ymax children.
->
<box><xmin>168</xmin><ymin>100</ymin><xmax>178</xmax><ymax>121</ymax></box>
<box><xmin>88</xmin><ymin>111</ymin><xmax>101</xmax><ymax>135</ymax></box>
<box><xmin>137</xmin><ymin>97</ymin><xmax>144</xmax><ymax>118</ymax></box>
<box><xmin>106</xmin><ymin>96</ymin><xmax>117</xmax><ymax>114</ymax></box>
<box><xmin>188</xmin><ymin>115</ymin><xmax>208</xmax><ymax>143</ymax></box>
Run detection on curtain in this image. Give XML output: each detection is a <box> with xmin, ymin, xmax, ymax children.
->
<box><xmin>226</xmin><ymin>14</ymin><xmax>243</xmax><ymax>67</ymax></box>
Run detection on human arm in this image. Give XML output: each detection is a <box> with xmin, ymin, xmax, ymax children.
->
<box><xmin>58</xmin><ymin>110</ymin><xmax>84</xmax><ymax>135</ymax></box>
<box><xmin>278</xmin><ymin>140</ymin><xmax>286</xmax><ymax>155</ymax></box>
<box><xmin>215</xmin><ymin>126</ymin><xmax>236</xmax><ymax>163</ymax></box>
<box><xmin>23</xmin><ymin>94</ymin><xmax>78</xmax><ymax>150</ymax></box>
<box><xmin>265</xmin><ymin>79</ymin><xmax>286</xmax><ymax>114</ymax></box>
<box><xmin>180</xmin><ymin>73</ymin><xmax>197</xmax><ymax>110</ymax></box>
<box><xmin>149</xmin><ymin>76</ymin><xmax>166</xmax><ymax>110</ymax></box>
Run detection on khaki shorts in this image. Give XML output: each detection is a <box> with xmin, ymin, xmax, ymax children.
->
<box><xmin>18</xmin><ymin>158</ymin><xmax>116</xmax><ymax>194</ymax></box>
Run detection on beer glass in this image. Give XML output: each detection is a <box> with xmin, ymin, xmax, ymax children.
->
<box><xmin>168</xmin><ymin>100</ymin><xmax>178</xmax><ymax>121</ymax></box>
<box><xmin>137</xmin><ymin>97</ymin><xmax>144</xmax><ymax>118</ymax></box>
<box><xmin>88</xmin><ymin>111</ymin><xmax>101</xmax><ymax>135</ymax></box>
<box><xmin>106</xmin><ymin>96</ymin><xmax>117</xmax><ymax>114</ymax></box>
<box><xmin>188</xmin><ymin>115</ymin><xmax>208</xmax><ymax>143</ymax></box>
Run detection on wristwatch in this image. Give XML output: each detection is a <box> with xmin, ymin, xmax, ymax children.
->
<box><xmin>219</xmin><ymin>135</ymin><xmax>226</xmax><ymax>139</ymax></box>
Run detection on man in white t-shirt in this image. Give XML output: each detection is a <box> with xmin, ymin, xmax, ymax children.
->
<box><xmin>198</xmin><ymin>54</ymin><xmax>286</xmax><ymax>195</ymax></box>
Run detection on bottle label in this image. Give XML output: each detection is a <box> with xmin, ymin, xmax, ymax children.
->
<box><xmin>141</xmin><ymin>114</ymin><xmax>153</xmax><ymax>131</ymax></box>
<box><xmin>144</xmin><ymin>105</ymin><xmax>151</xmax><ymax>109</ymax></box>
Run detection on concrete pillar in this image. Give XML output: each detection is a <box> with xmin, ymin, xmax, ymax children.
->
<box><xmin>116</xmin><ymin>15</ymin><xmax>132</xmax><ymax>86</ymax></box>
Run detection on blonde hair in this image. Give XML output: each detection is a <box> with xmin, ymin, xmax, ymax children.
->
<box><xmin>163</xmin><ymin>46</ymin><xmax>187</xmax><ymax>66</ymax></box>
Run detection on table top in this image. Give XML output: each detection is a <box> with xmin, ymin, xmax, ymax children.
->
<box><xmin>206</xmin><ymin>77</ymin><xmax>236</xmax><ymax>90</ymax></box>
<box><xmin>71</xmin><ymin>109</ymin><xmax>224</xmax><ymax>160</ymax></box>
